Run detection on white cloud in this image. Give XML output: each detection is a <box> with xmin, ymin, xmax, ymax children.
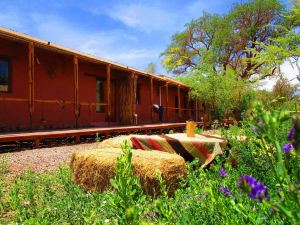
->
<box><xmin>27</xmin><ymin>14</ymin><xmax>161</xmax><ymax>69</ymax></box>
<box><xmin>258</xmin><ymin>60</ymin><xmax>300</xmax><ymax>91</ymax></box>
<box><xmin>106</xmin><ymin>3</ymin><xmax>178</xmax><ymax>33</ymax></box>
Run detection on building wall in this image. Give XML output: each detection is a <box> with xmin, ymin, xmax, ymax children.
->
<box><xmin>0</xmin><ymin>38</ymin><xmax>30</xmax><ymax>132</ymax></box>
<box><xmin>0</xmin><ymin>37</ymin><xmax>193</xmax><ymax>132</ymax></box>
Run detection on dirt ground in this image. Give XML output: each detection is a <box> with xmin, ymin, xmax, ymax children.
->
<box><xmin>1</xmin><ymin>143</ymin><xmax>101</xmax><ymax>176</ymax></box>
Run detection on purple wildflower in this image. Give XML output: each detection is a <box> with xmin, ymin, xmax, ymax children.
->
<box><xmin>258</xmin><ymin>121</ymin><xmax>264</xmax><ymax>127</ymax></box>
<box><xmin>252</xmin><ymin>126</ymin><xmax>261</xmax><ymax>134</ymax></box>
<box><xmin>288</xmin><ymin>127</ymin><xmax>295</xmax><ymax>140</ymax></box>
<box><xmin>284</xmin><ymin>143</ymin><xmax>292</xmax><ymax>154</ymax></box>
<box><xmin>155</xmin><ymin>212</ymin><xmax>160</xmax><ymax>218</ymax></box>
<box><xmin>196</xmin><ymin>192</ymin><xmax>206</xmax><ymax>200</ymax></box>
<box><xmin>218</xmin><ymin>185</ymin><xmax>231</xmax><ymax>196</ymax></box>
<box><xmin>238</xmin><ymin>175</ymin><xmax>270</xmax><ymax>202</ymax></box>
<box><xmin>219</xmin><ymin>167</ymin><xmax>228</xmax><ymax>177</ymax></box>
<box><xmin>288</xmin><ymin>116</ymin><xmax>300</xmax><ymax>152</ymax></box>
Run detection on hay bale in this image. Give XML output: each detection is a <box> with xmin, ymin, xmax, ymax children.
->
<box><xmin>70</xmin><ymin>148</ymin><xmax>187</xmax><ymax>196</ymax></box>
<box><xmin>96</xmin><ymin>135</ymin><xmax>133</xmax><ymax>148</ymax></box>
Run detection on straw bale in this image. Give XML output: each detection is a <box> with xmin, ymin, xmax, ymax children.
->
<box><xmin>70</xmin><ymin>148</ymin><xmax>187</xmax><ymax>196</ymax></box>
<box><xmin>96</xmin><ymin>135</ymin><xmax>133</xmax><ymax>148</ymax></box>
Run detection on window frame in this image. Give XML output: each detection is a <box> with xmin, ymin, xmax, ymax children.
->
<box><xmin>0</xmin><ymin>57</ymin><xmax>11</xmax><ymax>93</ymax></box>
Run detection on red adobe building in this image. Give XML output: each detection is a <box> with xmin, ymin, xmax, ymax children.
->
<box><xmin>0</xmin><ymin>28</ymin><xmax>201</xmax><ymax>133</ymax></box>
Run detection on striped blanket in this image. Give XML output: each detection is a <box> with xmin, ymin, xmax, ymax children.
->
<box><xmin>130</xmin><ymin>133</ymin><xmax>225</xmax><ymax>167</ymax></box>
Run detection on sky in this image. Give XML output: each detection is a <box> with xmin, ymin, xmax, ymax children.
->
<box><xmin>0</xmin><ymin>0</ymin><xmax>298</xmax><ymax>90</ymax></box>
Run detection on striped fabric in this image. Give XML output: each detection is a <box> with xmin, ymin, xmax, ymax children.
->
<box><xmin>130</xmin><ymin>134</ymin><xmax>225</xmax><ymax>167</ymax></box>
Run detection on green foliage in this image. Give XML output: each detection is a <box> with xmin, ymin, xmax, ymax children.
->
<box><xmin>3</xmin><ymin>167</ymin><xmax>113</xmax><ymax>224</ymax></box>
<box><xmin>95</xmin><ymin>133</ymin><xmax>101</xmax><ymax>142</ymax></box>
<box><xmin>0</xmin><ymin>156</ymin><xmax>8</xmax><ymax>215</ymax></box>
<box><xmin>178</xmin><ymin>68</ymin><xmax>254</xmax><ymax>119</ymax></box>
<box><xmin>195</xmin><ymin>127</ymin><xmax>203</xmax><ymax>134</ymax></box>
<box><xmin>168</xmin><ymin>129</ymin><xmax>174</xmax><ymax>134</ymax></box>
<box><xmin>161</xmin><ymin>0</ymin><xmax>284</xmax><ymax>80</ymax></box>
<box><xmin>249</xmin><ymin>2</ymin><xmax>300</xmax><ymax>81</ymax></box>
<box><xmin>109</xmin><ymin>141</ymin><xmax>145</xmax><ymax>224</ymax></box>
<box><xmin>146</xmin><ymin>62</ymin><xmax>157</xmax><ymax>74</ymax></box>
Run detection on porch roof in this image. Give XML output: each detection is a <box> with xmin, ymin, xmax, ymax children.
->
<box><xmin>0</xmin><ymin>27</ymin><xmax>190</xmax><ymax>89</ymax></box>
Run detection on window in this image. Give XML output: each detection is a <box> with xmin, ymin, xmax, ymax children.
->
<box><xmin>0</xmin><ymin>58</ymin><xmax>10</xmax><ymax>92</ymax></box>
<box><xmin>136</xmin><ymin>84</ymin><xmax>141</xmax><ymax>104</ymax></box>
<box><xmin>96</xmin><ymin>79</ymin><xmax>104</xmax><ymax>112</ymax></box>
<box><xmin>175</xmin><ymin>96</ymin><xmax>179</xmax><ymax>114</ymax></box>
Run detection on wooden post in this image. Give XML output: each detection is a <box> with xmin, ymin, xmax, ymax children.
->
<box><xmin>178</xmin><ymin>86</ymin><xmax>181</xmax><ymax>118</ymax></box>
<box><xmin>188</xmin><ymin>89</ymin><xmax>192</xmax><ymax>119</ymax></box>
<box><xmin>73</xmin><ymin>55</ymin><xmax>79</xmax><ymax>128</ymax></box>
<box><xmin>150</xmin><ymin>78</ymin><xmax>154</xmax><ymax>122</ymax></box>
<box><xmin>28</xmin><ymin>42</ymin><xmax>35</xmax><ymax>130</ymax></box>
<box><xmin>34</xmin><ymin>138</ymin><xmax>40</xmax><ymax>149</ymax></box>
<box><xmin>106</xmin><ymin>64</ymin><xmax>111</xmax><ymax>122</ymax></box>
<box><xmin>130</xmin><ymin>72</ymin><xmax>137</xmax><ymax>124</ymax></box>
<box><xmin>166</xmin><ymin>82</ymin><xmax>169</xmax><ymax>122</ymax></box>
<box><xmin>195</xmin><ymin>100</ymin><xmax>198</xmax><ymax>122</ymax></box>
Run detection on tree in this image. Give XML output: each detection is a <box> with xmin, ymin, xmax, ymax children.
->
<box><xmin>250</xmin><ymin>1</ymin><xmax>300</xmax><ymax>82</ymax></box>
<box><xmin>161</xmin><ymin>0</ymin><xmax>284</xmax><ymax>81</ymax></box>
<box><xmin>177</xmin><ymin>68</ymin><xmax>254</xmax><ymax>119</ymax></box>
<box><xmin>272</xmin><ymin>78</ymin><xmax>298</xmax><ymax>101</ymax></box>
<box><xmin>145</xmin><ymin>62</ymin><xmax>157</xmax><ymax>74</ymax></box>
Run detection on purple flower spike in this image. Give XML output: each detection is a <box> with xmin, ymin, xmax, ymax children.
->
<box><xmin>219</xmin><ymin>167</ymin><xmax>228</xmax><ymax>177</ymax></box>
<box><xmin>252</xmin><ymin>126</ymin><xmax>261</xmax><ymax>134</ymax></box>
<box><xmin>288</xmin><ymin>127</ymin><xmax>295</xmax><ymax>140</ymax></box>
<box><xmin>283</xmin><ymin>143</ymin><xmax>292</xmax><ymax>154</ymax></box>
<box><xmin>258</xmin><ymin>121</ymin><xmax>264</xmax><ymax>127</ymax></box>
<box><xmin>238</xmin><ymin>175</ymin><xmax>270</xmax><ymax>202</ymax></box>
<box><xmin>218</xmin><ymin>185</ymin><xmax>231</xmax><ymax>196</ymax></box>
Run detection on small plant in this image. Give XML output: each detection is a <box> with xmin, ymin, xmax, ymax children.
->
<box><xmin>109</xmin><ymin>141</ymin><xmax>145</xmax><ymax>224</ymax></box>
<box><xmin>211</xmin><ymin>120</ymin><xmax>219</xmax><ymax>130</ymax></box>
<box><xmin>95</xmin><ymin>133</ymin><xmax>101</xmax><ymax>142</ymax></box>
<box><xmin>195</xmin><ymin>127</ymin><xmax>203</xmax><ymax>134</ymax></box>
<box><xmin>0</xmin><ymin>156</ymin><xmax>9</xmax><ymax>214</ymax></box>
<box><xmin>168</xmin><ymin>129</ymin><xmax>174</xmax><ymax>134</ymax></box>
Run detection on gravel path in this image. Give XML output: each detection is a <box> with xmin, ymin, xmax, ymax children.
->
<box><xmin>1</xmin><ymin>143</ymin><xmax>101</xmax><ymax>176</ymax></box>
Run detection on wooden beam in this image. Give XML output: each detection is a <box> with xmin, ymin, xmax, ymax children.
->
<box><xmin>188</xmin><ymin>89</ymin><xmax>192</xmax><ymax>119</ymax></box>
<box><xmin>28</xmin><ymin>42</ymin><xmax>35</xmax><ymax>130</ymax></box>
<box><xmin>106</xmin><ymin>64</ymin><xmax>111</xmax><ymax>122</ymax></box>
<box><xmin>73</xmin><ymin>55</ymin><xmax>79</xmax><ymax>128</ymax></box>
<box><xmin>130</xmin><ymin>72</ymin><xmax>137</xmax><ymax>124</ymax></box>
<box><xmin>178</xmin><ymin>85</ymin><xmax>181</xmax><ymax>118</ymax></box>
<box><xmin>150</xmin><ymin>78</ymin><xmax>154</xmax><ymax>122</ymax></box>
<box><xmin>166</xmin><ymin>82</ymin><xmax>169</xmax><ymax>122</ymax></box>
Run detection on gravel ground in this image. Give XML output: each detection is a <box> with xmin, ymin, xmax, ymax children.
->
<box><xmin>1</xmin><ymin>143</ymin><xmax>101</xmax><ymax>176</ymax></box>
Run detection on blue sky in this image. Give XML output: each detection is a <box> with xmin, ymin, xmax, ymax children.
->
<box><xmin>0</xmin><ymin>0</ymin><xmax>239</xmax><ymax>75</ymax></box>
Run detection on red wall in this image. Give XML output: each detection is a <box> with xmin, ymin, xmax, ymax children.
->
<box><xmin>0</xmin><ymin>37</ymin><xmax>193</xmax><ymax>132</ymax></box>
<box><xmin>0</xmin><ymin>38</ymin><xmax>30</xmax><ymax>132</ymax></box>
